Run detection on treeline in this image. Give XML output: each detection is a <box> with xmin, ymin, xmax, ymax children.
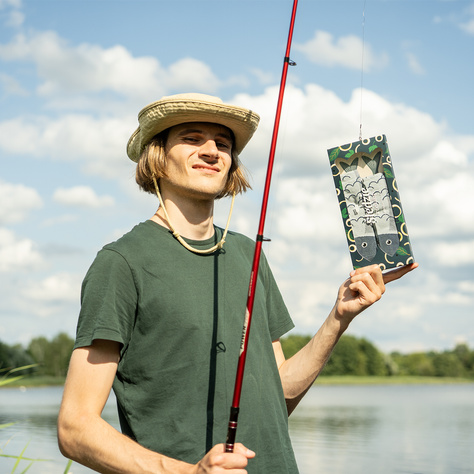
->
<box><xmin>2</xmin><ymin>333</ymin><xmax>474</xmax><ymax>379</ymax></box>
<box><xmin>0</xmin><ymin>332</ymin><xmax>74</xmax><ymax>378</ymax></box>
<box><xmin>281</xmin><ymin>334</ymin><xmax>474</xmax><ymax>378</ymax></box>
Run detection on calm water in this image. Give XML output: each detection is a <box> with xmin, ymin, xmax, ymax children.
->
<box><xmin>1</xmin><ymin>383</ymin><xmax>473</xmax><ymax>473</ymax></box>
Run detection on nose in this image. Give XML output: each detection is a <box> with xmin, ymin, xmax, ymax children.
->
<box><xmin>198</xmin><ymin>139</ymin><xmax>219</xmax><ymax>160</ymax></box>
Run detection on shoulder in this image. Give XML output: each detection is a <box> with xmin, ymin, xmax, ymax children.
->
<box><xmin>104</xmin><ymin>221</ymin><xmax>156</xmax><ymax>251</ymax></box>
<box><xmin>85</xmin><ymin>221</ymin><xmax>165</xmax><ymax>275</ymax></box>
<box><xmin>225</xmin><ymin>229</ymin><xmax>255</xmax><ymax>247</ymax></box>
<box><xmin>223</xmin><ymin>229</ymin><xmax>272</xmax><ymax>272</ymax></box>
<box><xmin>222</xmin><ymin>229</ymin><xmax>257</xmax><ymax>258</ymax></box>
<box><xmin>102</xmin><ymin>220</ymin><xmax>171</xmax><ymax>258</ymax></box>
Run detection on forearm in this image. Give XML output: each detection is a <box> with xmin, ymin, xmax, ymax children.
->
<box><xmin>58</xmin><ymin>411</ymin><xmax>193</xmax><ymax>474</ymax></box>
<box><xmin>278</xmin><ymin>307</ymin><xmax>349</xmax><ymax>414</ymax></box>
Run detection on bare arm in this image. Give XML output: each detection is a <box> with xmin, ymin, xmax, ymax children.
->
<box><xmin>58</xmin><ymin>339</ymin><xmax>254</xmax><ymax>473</ymax></box>
<box><xmin>274</xmin><ymin>263</ymin><xmax>418</xmax><ymax>415</ymax></box>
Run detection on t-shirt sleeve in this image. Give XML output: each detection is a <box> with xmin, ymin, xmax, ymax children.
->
<box><xmin>260</xmin><ymin>252</ymin><xmax>295</xmax><ymax>341</ymax></box>
<box><xmin>74</xmin><ymin>248</ymin><xmax>138</xmax><ymax>350</ymax></box>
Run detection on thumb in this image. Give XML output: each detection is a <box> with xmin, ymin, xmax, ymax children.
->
<box><xmin>230</xmin><ymin>443</ymin><xmax>256</xmax><ymax>458</ymax></box>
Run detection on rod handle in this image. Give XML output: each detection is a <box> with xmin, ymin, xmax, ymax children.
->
<box><xmin>225</xmin><ymin>407</ymin><xmax>240</xmax><ymax>453</ymax></box>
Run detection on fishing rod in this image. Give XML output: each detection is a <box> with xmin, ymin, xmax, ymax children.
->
<box><xmin>225</xmin><ymin>0</ymin><xmax>299</xmax><ymax>453</ymax></box>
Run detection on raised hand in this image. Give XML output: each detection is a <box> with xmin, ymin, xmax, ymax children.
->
<box><xmin>335</xmin><ymin>263</ymin><xmax>418</xmax><ymax>324</ymax></box>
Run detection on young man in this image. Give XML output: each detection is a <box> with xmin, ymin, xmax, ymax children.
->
<box><xmin>58</xmin><ymin>93</ymin><xmax>416</xmax><ymax>473</ymax></box>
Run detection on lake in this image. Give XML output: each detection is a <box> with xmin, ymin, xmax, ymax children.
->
<box><xmin>1</xmin><ymin>383</ymin><xmax>473</xmax><ymax>473</ymax></box>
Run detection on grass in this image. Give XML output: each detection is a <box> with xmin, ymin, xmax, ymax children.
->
<box><xmin>316</xmin><ymin>375</ymin><xmax>474</xmax><ymax>385</ymax></box>
<box><xmin>0</xmin><ymin>375</ymin><xmax>66</xmax><ymax>389</ymax></box>
<box><xmin>3</xmin><ymin>374</ymin><xmax>474</xmax><ymax>389</ymax></box>
<box><xmin>0</xmin><ymin>366</ymin><xmax>73</xmax><ymax>473</ymax></box>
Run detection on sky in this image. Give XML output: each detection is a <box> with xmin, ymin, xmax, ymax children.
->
<box><xmin>0</xmin><ymin>0</ymin><xmax>473</xmax><ymax>354</ymax></box>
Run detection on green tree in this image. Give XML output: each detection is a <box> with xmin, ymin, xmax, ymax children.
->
<box><xmin>27</xmin><ymin>336</ymin><xmax>49</xmax><ymax>374</ymax></box>
<box><xmin>49</xmin><ymin>332</ymin><xmax>74</xmax><ymax>377</ymax></box>
<box><xmin>390</xmin><ymin>351</ymin><xmax>435</xmax><ymax>376</ymax></box>
<box><xmin>27</xmin><ymin>332</ymin><xmax>74</xmax><ymax>377</ymax></box>
<box><xmin>452</xmin><ymin>343</ymin><xmax>474</xmax><ymax>376</ymax></box>
<box><xmin>0</xmin><ymin>341</ymin><xmax>35</xmax><ymax>373</ymax></box>
<box><xmin>280</xmin><ymin>334</ymin><xmax>311</xmax><ymax>359</ymax></box>
<box><xmin>323</xmin><ymin>335</ymin><xmax>367</xmax><ymax>375</ymax></box>
<box><xmin>359</xmin><ymin>337</ymin><xmax>388</xmax><ymax>375</ymax></box>
<box><xmin>431</xmin><ymin>351</ymin><xmax>466</xmax><ymax>377</ymax></box>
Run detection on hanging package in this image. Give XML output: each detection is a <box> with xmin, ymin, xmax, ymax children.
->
<box><xmin>328</xmin><ymin>134</ymin><xmax>415</xmax><ymax>271</ymax></box>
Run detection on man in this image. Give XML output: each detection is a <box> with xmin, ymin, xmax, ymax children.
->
<box><xmin>58</xmin><ymin>93</ymin><xmax>417</xmax><ymax>473</ymax></box>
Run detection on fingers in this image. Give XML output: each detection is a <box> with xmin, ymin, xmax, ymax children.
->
<box><xmin>336</xmin><ymin>262</ymin><xmax>418</xmax><ymax>323</ymax></box>
<box><xmin>197</xmin><ymin>443</ymin><xmax>255</xmax><ymax>472</ymax></box>
<box><xmin>231</xmin><ymin>443</ymin><xmax>256</xmax><ymax>459</ymax></box>
<box><xmin>383</xmin><ymin>262</ymin><xmax>419</xmax><ymax>284</ymax></box>
<box><xmin>349</xmin><ymin>264</ymin><xmax>385</xmax><ymax>301</ymax></box>
<box><xmin>351</xmin><ymin>261</ymin><xmax>419</xmax><ymax>288</ymax></box>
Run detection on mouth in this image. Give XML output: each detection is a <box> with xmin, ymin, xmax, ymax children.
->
<box><xmin>192</xmin><ymin>164</ymin><xmax>220</xmax><ymax>173</ymax></box>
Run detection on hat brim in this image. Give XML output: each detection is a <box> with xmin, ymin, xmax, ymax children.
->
<box><xmin>127</xmin><ymin>95</ymin><xmax>260</xmax><ymax>162</ymax></box>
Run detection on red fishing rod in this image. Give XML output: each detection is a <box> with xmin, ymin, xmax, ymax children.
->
<box><xmin>225</xmin><ymin>0</ymin><xmax>299</xmax><ymax>453</ymax></box>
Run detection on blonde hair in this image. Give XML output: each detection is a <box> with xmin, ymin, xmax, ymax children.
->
<box><xmin>135</xmin><ymin>128</ymin><xmax>251</xmax><ymax>199</ymax></box>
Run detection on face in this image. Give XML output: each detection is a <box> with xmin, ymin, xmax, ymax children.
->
<box><xmin>160</xmin><ymin>122</ymin><xmax>234</xmax><ymax>201</ymax></box>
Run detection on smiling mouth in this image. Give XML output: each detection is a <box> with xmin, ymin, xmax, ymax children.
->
<box><xmin>192</xmin><ymin>164</ymin><xmax>220</xmax><ymax>173</ymax></box>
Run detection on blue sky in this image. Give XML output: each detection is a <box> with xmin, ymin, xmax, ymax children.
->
<box><xmin>0</xmin><ymin>0</ymin><xmax>473</xmax><ymax>354</ymax></box>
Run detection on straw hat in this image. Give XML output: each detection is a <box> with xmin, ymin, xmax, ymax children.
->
<box><xmin>126</xmin><ymin>93</ymin><xmax>260</xmax><ymax>162</ymax></box>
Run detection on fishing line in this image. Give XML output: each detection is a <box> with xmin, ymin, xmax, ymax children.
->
<box><xmin>264</xmin><ymin>88</ymin><xmax>292</xmax><ymax>261</ymax></box>
<box><xmin>359</xmin><ymin>0</ymin><xmax>367</xmax><ymax>141</ymax></box>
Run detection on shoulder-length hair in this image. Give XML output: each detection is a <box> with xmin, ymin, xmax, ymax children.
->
<box><xmin>135</xmin><ymin>128</ymin><xmax>251</xmax><ymax>199</ymax></box>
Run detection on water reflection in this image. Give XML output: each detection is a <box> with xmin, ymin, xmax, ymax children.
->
<box><xmin>289</xmin><ymin>383</ymin><xmax>474</xmax><ymax>474</ymax></box>
<box><xmin>1</xmin><ymin>384</ymin><xmax>474</xmax><ymax>473</ymax></box>
<box><xmin>0</xmin><ymin>386</ymin><xmax>118</xmax><ymax>473</ymax></box>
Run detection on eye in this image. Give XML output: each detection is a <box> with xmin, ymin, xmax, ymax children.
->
<box><xmin>386</xmin><ymin>239</ymin><xmax>392</xmax><ymax>245</ymax></box>
<box><xmin>183</xmin><ymin>136</ymin><xmax>199</xmax><ymax>143</ymax></box>
<box><xmin>361</xmin><ymin>242</ymin><xmax>368</xmax><ymax>248</ymax></box>
<box><xmin>216</xmin><ymin>140</ymin><xmax>231</xmax><ymax>150</ymax></box>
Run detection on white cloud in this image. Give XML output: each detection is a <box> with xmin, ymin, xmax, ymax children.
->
<box><xmin>275</xmin><ymin>176</ymin><xmax>341</xmax><ymax>241</ymax></box>
<box><xmin>5</xmin><ymin>8</ymin><xmax>23</xmax><ymax>27</ymax></box>
<box><xmin>459</xmin><ymin>280</ymin><xmax>474</xmax><ymax>292</ymax></box>
<box><xmin>250</xmin><ymin>68</ymin><xmax>275</xmax><ymax>86</ymax></box>
<box><xmin>459</xmin><ymin>4</ymin><xmax>474</xmax><ymax>35</ymax></box>
<box><xmin>460</xmin><ymin>18</ymin><xmax>474</xmax><ymax>34</ymax></box>
<box><xmin>294</xmin><ymin>30</ymin><xmax>389</xmax><ymax>71</ymax></box>
<box><xmin>0</xmin><ymin>31</ymin><xmax>159</xmax><ymax>98</ymax></box>
<box><xmin>0</xmin><ymin>12</ymin><xmax>472</xmax><ymax>352</ymax></box>
<box><xmin>0</xmin><ymin>114</ymin><xmax>134</xmax><ymax>179</ymax></box>
<box><xmin>0</xmin><ymin>31</ymin><xmax>222</xmax><ymax>102</ymax></box>
<box><xmin>0</xmin><ymin>0</ymin><xmax>22</xmax><ymax>8</ymax></box>
<box><xmin>0</xmin><ymin>0</ymin><xmax>23</xmax><ymax>27</ymax></box>
<box><xmin>53</xmin><ymin>186</ymin><xmax>115</xmax><ymax>208</ymax></box>
<box><xmin>430</xmin><ymin>240</ymin><xmax>474</xmax><ymax>267</ymax></box>
<box><xmin>0</xmin><ymin>72</ymin><xmax>28</xmax><ymax>95</ymax></box>
<box><xmin>42</xmin><ymin>214</ymin><xmax>78</xmax><ymax>227</ymax></box>
<box><xmin>165</xmin><ymin>57</ymin><xmax>220</xmax><ymax>93</ymax></box>
<box><xmin>22</xmin><ymin>272</ymin><xmax>81</xmax><ymax>303</ymax></box>
<box><xmin>0</xmin><ymin>180</ymin><xmax>43</xmax><ymax>224</ymax></box>
<box><xmin>0</xmin><ymin>228</ymin><xmax>43</xmax><ymax>272</ymax></box>
<box><xmin>226</xmin><ymin>84</ymin><xmax>474</xmax><ymax>347</ymax></box>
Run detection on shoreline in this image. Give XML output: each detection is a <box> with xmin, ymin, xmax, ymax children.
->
<box><xmin>316</xmin><ymin>375</ymin><xmax>474</xmax><ymax>385</ymax></box>
<box><xmin>1</xmin><ymin>375</ymin><xmax>473</xmax><ymax>389</ymax></box>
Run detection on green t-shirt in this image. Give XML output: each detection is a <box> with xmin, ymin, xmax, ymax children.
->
<box><xmin>75</xmin><ymin>220</ymin><xmax>299</xmax><ymax>473</ymax></box>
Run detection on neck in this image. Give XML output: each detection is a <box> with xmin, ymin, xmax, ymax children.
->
<box><xmin>151</xmin><ymin>183</ymin><xmax>216</xmax><ymax>241</ymax></box>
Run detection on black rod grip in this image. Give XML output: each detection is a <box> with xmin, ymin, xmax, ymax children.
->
<box><xmin>225</xmin><ymin>406</ymin><xmax>240</xmax><ymax>453</ymax></box>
